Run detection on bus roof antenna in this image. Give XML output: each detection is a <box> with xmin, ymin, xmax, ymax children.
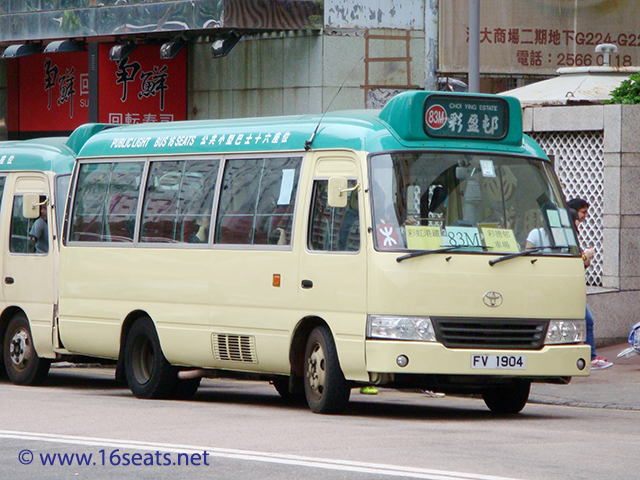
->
<box><xmin>305</xmin><ymin>56</ymin><xmax>364</xmax><ymax>151</ymax></box>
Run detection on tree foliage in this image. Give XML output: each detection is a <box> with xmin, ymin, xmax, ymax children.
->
<box><xmin>608</xmin><ymin>73</ymin><xmax>640</xmax><ymax>104</ymax></box>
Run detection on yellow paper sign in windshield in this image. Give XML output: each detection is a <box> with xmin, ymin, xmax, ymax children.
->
<box><xmin>406</xmin><ymin>226</ymin><xmax>442</xmax><ymax>250</ymax></box>
<box><xmin>481</xmin><ymin>227</ymin><xmax>519</xmax><ymax>253</ymax></box>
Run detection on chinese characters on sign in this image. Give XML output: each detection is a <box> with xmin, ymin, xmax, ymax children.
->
<box><xmin>440</xmin><ymin>0</ymin><xmax>640</xmax><ymax>75</ymax></box>
<box><xmin>10</xmin><ymin>44</ymin><xmax>186</xmax><ymax>135</ymax></box>
<box><xmin>14</xmin><ymin>51</ymin><xmax>89</xmax><ymax>133</ymax></box>
<box><xmin>108</xmin><ymin>130</ymin><xmax>292</xmax><ymax>151</ymax></box>
<box><xmin>423</xmin><ymin>95</ymin><xmax>508</xmax><ymax>140</ymax></box>
<box><xmin>44</xmin><ymin>57</ymin><xmax>84</xmax><ymax>118</ymax></box>
<box><xmin>99</xmin><ymin>44</ymin><xmax>186</xmax><ymax>125</ymax></box>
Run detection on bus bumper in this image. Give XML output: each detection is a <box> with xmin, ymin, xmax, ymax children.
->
<box><xmin>365</xmin><ymin>341</ymin><xmax>591</xmax><ymax>378</ymax></box>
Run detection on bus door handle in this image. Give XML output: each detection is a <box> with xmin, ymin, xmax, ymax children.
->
<box><xmin>4</xmin><ymin>277</ymin><xmax>14</xmax><ymax>285</ymax></box>
<box><xmin>301</xmin><ymin>279</ymin><xmax>313</xmax><ymax>289</ymax></box>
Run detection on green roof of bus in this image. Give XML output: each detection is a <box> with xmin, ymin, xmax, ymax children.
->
<box><xmin>76</xmin><ymin>91</ymin><xmax>548</xmax><ymax>160</ymax></box>
<box><xmin>0</xmin><ymin>137</ymin><xmax>76</xmax><ymax>174</ymax></box>
<box><xmin>0</xmin><ymin>124</ymin><xmax>112</xmax><ymax>174</ymax></box>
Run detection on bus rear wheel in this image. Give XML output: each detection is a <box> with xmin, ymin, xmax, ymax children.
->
<box><xmin>3</xmin><ymin>313</ymin><xmax>50</xmax><ymax>386</ymax></box>
<box><xmin>482</xmin><ymin>380</ymin><xmax>530</xmax><ymax>414</ymax></box>
<box><xmin>303</xmin><ymin>326</ymin><xmax>350</xmax><ymax>414</ymax></box>
<box><xmin>124</xmin><ymin>317</ymin><xmax>177</xmax><ymax>399</ymax></box>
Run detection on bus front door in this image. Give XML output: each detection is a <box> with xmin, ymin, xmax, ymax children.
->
<box><xmin>299</xmin><ymin>157</ymin><xmax>368</xmax><ymax>383</ymax></box>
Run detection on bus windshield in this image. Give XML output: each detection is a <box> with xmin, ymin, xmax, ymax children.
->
<box><xmin>370</xmin><ymin>151</ymin><xmax>580</xmax><ymax>255</ymax></box>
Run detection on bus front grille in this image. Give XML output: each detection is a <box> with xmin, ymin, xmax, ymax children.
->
<box><xmin>431</xmin><ymin>317</ymin><xmax>548</xmax><ymax>350</ymax></box>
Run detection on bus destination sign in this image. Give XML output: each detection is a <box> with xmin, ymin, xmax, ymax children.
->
<box><xmin>423</xmin><ymin>94</ymin><xmax>509</xmax><ymax>141</ymax></box>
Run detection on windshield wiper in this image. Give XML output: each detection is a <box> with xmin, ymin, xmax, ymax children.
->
<box><xmin>396</xmin><ymin>245</ymin><xmax>491</xmax><ymax>263</ymax></box>
<box><xmin>488</xmin><ymin>246</ymin><xmax>567</xmax><ymax>266</ymax></box>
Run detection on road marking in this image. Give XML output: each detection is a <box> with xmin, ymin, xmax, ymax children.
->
<box><xmin>0</xmin><ymin>429</ymin><xmax>523</xmax><ymax>480</ymax></box>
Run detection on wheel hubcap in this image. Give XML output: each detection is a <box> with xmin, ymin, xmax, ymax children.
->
<box><xmin>9</xmin><ymin>329</ymin><xmax>30</xmax><ymax>368</ymax></box>
<box><xmin>132</xmin><ymin>337</ymin><xmax>155</xmax><ymax>385</ymax></box>
<box><xmin>307</xmin><ymin>343</ymin><xmax>326</xmax><ymax>395</ymax></box>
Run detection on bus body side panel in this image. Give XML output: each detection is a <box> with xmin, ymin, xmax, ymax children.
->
<box><xmin>58</xmin><ymin>247</ymin><xmax>212</xmax><ymax>363</ymax></box>
<box><xmin>59</xmin><ymin>161</ymin><xmax>301</xmax><ymax>374</ymax></box>
<box><xmin>59</xmin><ymin>245</ymin><xmax>301</xmax><ymax>374</ymax></box>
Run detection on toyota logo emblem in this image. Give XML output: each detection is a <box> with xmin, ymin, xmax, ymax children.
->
<box><xmin>483</xmin><ymin>291</ymin><xmax>503</xmax><ymax>307</ymax></box>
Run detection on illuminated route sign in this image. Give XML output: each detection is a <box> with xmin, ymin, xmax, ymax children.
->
<box><xmin>423</xmin><ymin>94</ymin><xmax>509</xmax><ymax>141</ymax></box>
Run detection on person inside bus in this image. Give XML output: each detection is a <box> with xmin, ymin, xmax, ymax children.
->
<box><xmin>524</xmin><ymin>202</ymin><xmax>557</xmax><ymax>250</ymax></box>
<box><xmin>188</xmin><ymin>216</ymin><xmax>209</xmax><ymax>243</ymax></box>
<box><xmin>29</xmin><ymin>200</ymin><xmax>48</xmax><ymax>254</ymax></box>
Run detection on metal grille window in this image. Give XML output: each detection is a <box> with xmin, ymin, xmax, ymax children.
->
<box><xmin>530</xmin><ymin>131</ymin><xmax>604</xmax><ymax>286</ymax></box>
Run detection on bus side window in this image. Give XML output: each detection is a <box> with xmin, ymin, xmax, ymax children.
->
<box><xmin>69</xmin><ymin>162</ymin><xmax>144</xmax><ymax>243</ymax></box>
<box><xmin>10</xmin><ymin>195</ymin><xmax>48</xmax><ymax>254</ymax></box>
<box><xmin>215</xmin><ymin>156</ymin><xmax>301</xmax><ymax>246</ymax></box>
<box><xmin>140</xmin><ymin>159</ymin><xmax>219</xmax><ymax>244</ymax></box>
<box><xmin>308</xmin><ymin>179</ymin><xmax>360</xmax><ymax>252</ymax></box>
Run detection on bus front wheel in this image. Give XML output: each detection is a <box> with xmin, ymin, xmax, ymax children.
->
<box><xmin>303</xmin><ymin>326</ymin><xmax>350</xmax><ymax>414</ymax></box>
<box><xmin>3</xmin><ymin>313</ymin><xmax>50</xmax><ymax>386</ymax></box>
<box><xmin>482</xmin><ymin>380</ymin><xmax>530</xmax><ymax>414</ymax></box>
<box><xmin>124</xmin><ymin>317</ymin><xmax>177</xmax><ymax>399</ymax></box>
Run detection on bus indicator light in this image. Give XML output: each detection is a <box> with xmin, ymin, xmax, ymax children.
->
<box><xmin>272</xmin><ymin>274</ymin><xmax>281</xmax><ymax>288</ymax></box>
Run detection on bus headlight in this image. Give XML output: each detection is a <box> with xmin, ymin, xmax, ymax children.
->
<box><xmin>367</xmin><ymin>315</ymin><xmax>437</xmax><ymax>342</ymax></box>
<box><xmin>545</xmin><ymin>320</ymin><xmax>586</xmax><ymax>345</ymax></box>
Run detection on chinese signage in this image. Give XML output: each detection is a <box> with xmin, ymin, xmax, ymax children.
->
<box><xmin>423</xmin><ymin>94</ymin><xmax>508</xmax><ymax>140</ymax></box>
<box><xmin>9</xmin><ymin>43</ymin><xmax>186</xmax><ymax>136</ymax></box>
<box><xmin>98</xmin><ymin>44</ymin><xmax>186</xmax><ymax>125</ymax></box>
<box><xmin>17</xmin><ymin>51</ymin><xmax>89</xmax><ymax>132</ymax></box>
<box><xmin>440</xmin><ymin>0</ymin><xmax>640</xmax><ymax>75</ymax></box>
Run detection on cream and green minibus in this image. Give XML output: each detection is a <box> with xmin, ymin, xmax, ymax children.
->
<box><xmin>0</xmin><ymin>125</ymin><xmax>108</xmax><ymax>385</ymax></box>
<box><xmin>54</xmin><ymin>91</ymin><xmax>589</xmax><ymax>414</ymax></box>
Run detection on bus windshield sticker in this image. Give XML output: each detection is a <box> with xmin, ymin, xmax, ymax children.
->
<box><xmin>443</xmin><ymin>226</ymin><xmax>483</xmax><ymax>250</ymax></box>
<box><xmin>564</xmin><ymin>228</ymin><xmax>578</xmax><ymax>247</ymax></box>
<box><xmin>479</xmin><ymin>159</ymin><xmax>496</xmax><ymax>177</ymax></box>
<box><xmin>277</xmin><ymin>169</ymin><xmax>296</xmax><ymax>205</ymax></box>
<box><xmin>546</xmin><ymin>209</ymin><xmax>561</xmax><ymax>228</ymax></box>
<box><xmin>481</xmin><ymin>227</ymin><xmax>518</xmax><ymax>253</ymax></box>
<box><xmin>558</xmin><ymin>208</ymin><xmax>571</xmax><ymax>227</ymax></box>
<box><xmin>551</xmin><ymin>227</ymin><xmax>569</xmax><ymax>247</ymax></box>
<box><xmin>376</xmin><ymin>222</ymin><xmax>400</xmax><ymax>249</ymax></box>
<box><xmin>406</xmin><ymin>225</ymin><xmax>442</xmax><ymax>250</ymax></box>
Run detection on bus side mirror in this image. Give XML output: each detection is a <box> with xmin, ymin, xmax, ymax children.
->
<box><xmin>23</xmin><ymin>194</ymin><xmax>41</xmax><ymax>219</ymax></box>
<box><xmin>327</xmin><ymin>177</ymin><xmax>349</xmax><ymax>208</ymax></box>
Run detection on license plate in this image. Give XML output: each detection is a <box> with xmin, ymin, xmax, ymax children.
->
<box><xmin>471</xmin><ymin>354</ymin><xmax>526</xmax><ymax>370</ymax></box>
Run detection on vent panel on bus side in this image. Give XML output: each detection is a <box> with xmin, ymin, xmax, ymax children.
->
<box><xmin>212</xmin><ymin>333</ymin><xmax>258</xmax><ymax>363</ymax></box>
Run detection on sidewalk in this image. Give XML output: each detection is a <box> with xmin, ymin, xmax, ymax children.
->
<box><xmin>530</xmin><ymin>343</ymin><xmax>640</xmax><ymax>410</ymax></box>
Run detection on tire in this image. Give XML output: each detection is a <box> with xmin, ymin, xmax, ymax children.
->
<box><xmin>3</xmin><ymin>313</ymin><xmax>50</xmax><ymax>386</ymax></box>
<box><xmin>0</xmin><ymin>343</ymin><xmax>7</xmax><ymax>379</ymax></box>
<box><xmin>124</xmin><ymin>317</ymin><xmax>177</xmax><ymax>399</ymax></box>
<box><xmin>482</xmin><ymin>380</ymin><xmax>531</xmax><ymax>414</ymax></box>
<box><xmin>272</xmin><ymin>375</ymin><xmax>306</xmax><ymax>404</ymax></box>
<box><xmin>303</xmin><ymin>326</ymin><xmax>350</xmax><ymax>414</ymax></box>
<box><xmin>173</xmin><ymin>377</ymin><xmax>201</xmax><ymax>400</ymax></box>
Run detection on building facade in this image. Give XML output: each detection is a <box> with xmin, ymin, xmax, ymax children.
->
<box><xmin>2</xmin><ymin>1</ymin><xmax>639</xmax><ymax>139</ymax></box>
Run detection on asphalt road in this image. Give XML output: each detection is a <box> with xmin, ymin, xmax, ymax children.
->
<box><xmin>0</xmin><ymin>366</ymin><xmax>637</xmax><ymax>480</ymax></box>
